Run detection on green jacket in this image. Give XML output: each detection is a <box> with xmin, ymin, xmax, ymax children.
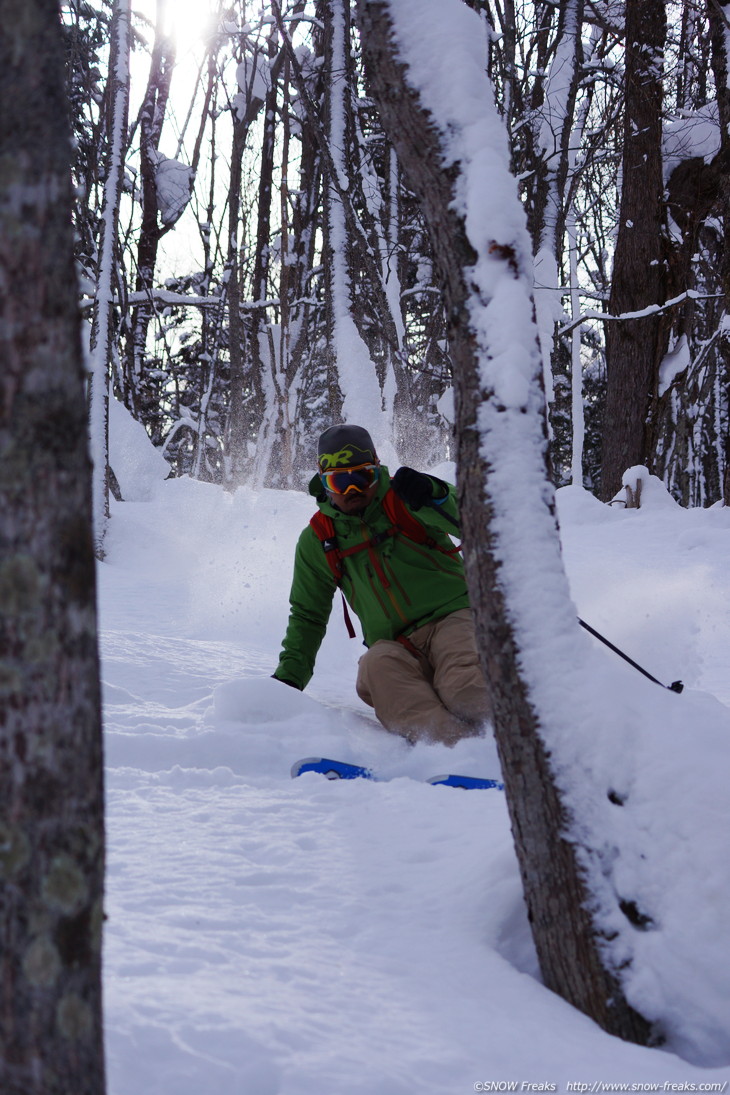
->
<box><xmin>274</xmin><ymin>467</ymin><xmax>470</xmax><ymax>689</ymax></box>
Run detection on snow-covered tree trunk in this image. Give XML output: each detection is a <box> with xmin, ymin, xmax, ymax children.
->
<box><xmin>565</xmin><ymin>79</ymin><xmax>595</xmax><ymax>486</ymax></box>
<box><xmin>88</xmin><ymin>0</ymin><xmax>131</xmax><ymax>556</ymax></box>
<box><xmin>125</xmin><ymin>0</ymin><xmax>175</xmax><ymax>410</ymax></box>
<box><xmin>261</xmin><ymin>57</ymin><xmax>310</xmax><ymax>489</ymax></box>
<box><xmin>248</xmin><ymin>65</ymin><xmax>279</xmax><ymax>488</ymax></box>
<box><xmin>0</xmin><ymin>0</ymin><xmax>105</xmax><ymax>1090</ymax></box>
<box><xmin>323</xmin><ymin>0</ymin><xmax>391</xmax><ymax>454</ymax></box>
<box><xmin>226</xmin><ymin>19</ymin><xmax>297</xmax><ymax>488</ymax></box>
<box><xmin>357</xmin><ymin>0</ymin><xmax>653</xmax><ymax>1044</ymax></box>
<box><xmin>281</xmin><ymin>78</ymin><xmax>326</xmax><ymax>480</ymax></box>
<box><xmin>221</xmin><ymin>111</ymin><xmax>248</xmax><ymax>485</ymax></box>
<box><xmin>567</xmin><ymin>199</ymin><xmax>585</xmax><ymax>485</ymax></box>
<box><xmin>532</xmin><ymin>0</ymin><xmax>584</xmax><ymax>422</ymax></box>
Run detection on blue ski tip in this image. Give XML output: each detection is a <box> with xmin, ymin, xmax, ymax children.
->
<box><xmin>291</xmin><ymin>757</ymin><xmax>504</xmax><ymax>789</ymax></box>
<box><xmin>426</xmin><ymin>774</ymin><xmax>505</xmax><ymax>790</ymax></box>
<box><xmin>291</xmin><ymin>757</ymin><xmax>376</xmax><ymax>781</ymax></box>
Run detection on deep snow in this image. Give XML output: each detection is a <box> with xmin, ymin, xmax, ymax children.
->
<box><xmin>99</xmin><ymin>421</ymin><xmax>730</xmax><ymax>1094</ymax></box>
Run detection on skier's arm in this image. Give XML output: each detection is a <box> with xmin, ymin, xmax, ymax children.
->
<box><xmin>273</xmin><ymin>528</ymin><xmax>337</xmax><ymax>690</ymax></box>
<box><xmin>423</xmin><ymin>476</ymin><xmax>460</xmax><ymax>531</ymax></box>
<box><xmin>392</xmin><ymin>467</ymin><xmax>460</xmax><ymax>537</ymax></box>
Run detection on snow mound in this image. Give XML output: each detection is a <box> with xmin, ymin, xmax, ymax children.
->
<box><xmin>609</xmin><ymin>465</ymin><xmax>680</xmax><ymax>509</ymax></box>
<box><xmin>108</xmin><ymin>396</ymin><xmax>170</xmax><ymax>501</ymax></box>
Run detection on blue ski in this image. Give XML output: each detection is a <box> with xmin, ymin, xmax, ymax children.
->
<box><xmin>291</xmin><ymin>757</ymin><xmax>504</xmax><ymax>790</ymax></box>
<box><xmin>427</xmin><ymin>772</ymin><xmax>504</xmax><ymax>790</ymax></box>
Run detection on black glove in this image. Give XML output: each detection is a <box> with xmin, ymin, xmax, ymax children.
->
<box><xmin>271</xmin><ymin>674</ymin><xmax>302</xmax><ymax>691</ymax></box>
<box><xmin>391</xmin><ymin>467</ymin><xmax>436</xmax><ymax>510</ymax></box>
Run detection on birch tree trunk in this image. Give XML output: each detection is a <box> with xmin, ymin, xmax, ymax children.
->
<box><xmin>0</xmin><ymin>0</ymin><xmax>105</xmax><ymax>1091</ymax></box>
<box><xmin>88</xmin><ymin>0</ymin><xmax>131</xmax><ymax>556</ymax></box>
<box><xmin>357</xmin><ymin>0</ymin><xmax>653</xmax><ymax>1045</ymax></box>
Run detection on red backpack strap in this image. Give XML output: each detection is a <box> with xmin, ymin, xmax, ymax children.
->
<box><xmin>382</xmin><ymin>489</ymin><xmax>431</xmax><ymax>545</ymax></box>
<box><xmin>309</xmin><ymin>511</ymin><xmax>357</xmax><ymax>638</ymax></box>
<box><xmin>309</xmin><ymin>511</ymin><xmax>342</xmax><ymax>583</ymax></box>
<box><xmin>382</xmin><ymin>488</ymin><xmax>461</xmax><ymax>556</ymax></box>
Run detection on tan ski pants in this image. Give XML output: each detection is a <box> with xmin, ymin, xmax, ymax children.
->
<box><xmin>355</xmin><ymin>608</ymin><xmax>492</xmax><ymax>746</ymax></box>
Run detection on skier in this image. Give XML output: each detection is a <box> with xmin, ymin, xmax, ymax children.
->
<box><xmin>273</xmin><ymin>424</ymin><xmax>492</xmax><ymax>746</ymax></box>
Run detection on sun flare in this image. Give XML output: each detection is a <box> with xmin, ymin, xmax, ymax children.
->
<box><xmin>160</xmin><ymin>0</ymin><xmax>220</xmax><ymax>59</ymax></box>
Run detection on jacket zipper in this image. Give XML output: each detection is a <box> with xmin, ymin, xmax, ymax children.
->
<box><xmin>364</xmin><ymin>564</ymin><xmax>390</xmax><ymax>617</ymax></box>
<box><xmin>383</xmin><ymin>557</ymin><xmax>412</xmax><ymax>606</ymax></box>
<box><xmin>400</xmin><ymin>538</ymin><xmax>465</xmax><ymax>577</ymax></box>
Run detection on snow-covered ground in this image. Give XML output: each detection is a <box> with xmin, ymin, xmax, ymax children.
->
<box><xmin>100</xmin><ymin>432</ymin><xmax>730</xmax><ymax>1094</ymax></box>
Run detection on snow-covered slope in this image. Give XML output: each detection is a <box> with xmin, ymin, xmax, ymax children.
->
<box><xmin>99</xmin><ymin>468</ymin><xmax>730</xmax><ymax>1094</ymax></box>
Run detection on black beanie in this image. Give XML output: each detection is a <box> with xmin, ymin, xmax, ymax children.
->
<box><xmin>317</xmin><ymin>424</ymin><xmax>377</xmax><ymax>470</ymax></box>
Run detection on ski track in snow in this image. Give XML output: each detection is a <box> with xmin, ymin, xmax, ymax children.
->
<box><xmin>99</xmin><ymin>476</ymin><xmax>730</xmax><ymax>1093</ymax></box>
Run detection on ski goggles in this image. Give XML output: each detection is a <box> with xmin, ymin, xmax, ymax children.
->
<box><xmin>319</xmin><ymin>462</ymin><xmax>380</xmax><ymax>496</ymax></box>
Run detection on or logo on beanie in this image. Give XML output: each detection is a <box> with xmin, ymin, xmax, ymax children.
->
<box><xmin>318</xmin><ymin>445</ymin><xmax>373</xmax><ymax>470</ymax></box>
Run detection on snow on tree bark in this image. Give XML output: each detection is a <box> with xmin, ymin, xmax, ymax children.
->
<box><xmin>0</xmin><ymin>0</ymin><xmax>105</xmax><ymax>1091</ymax></box>
<box><xmin>357</xmin><ymin>0</ymin><xmax>654</xmax><ymax>1044</ymax></box>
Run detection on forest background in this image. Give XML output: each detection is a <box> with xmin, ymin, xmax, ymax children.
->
<box><xmin>69</xmin><ymin>0</ymin><xmax>730</xmax><ymax>542</ymax></box>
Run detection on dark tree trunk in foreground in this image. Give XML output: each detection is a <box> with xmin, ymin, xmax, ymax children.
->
<box><xmin>709</xmin><ymin>0</ymin><xmax>730</xmax><ymax>507</ymax></box>
<box><xmin>0</xmin><ymin>1</ymin><xmax>106</xmax><ymax>1092</ymax></box>
<box><xmin>357</xmin><ymin>0</ymin><xmax>652</xmax><ymax>1045</ymax></box>
<box><xmin>600</xmin><ymin>0</ymin><xmax>667</xmax><ymax>499</ymax></box>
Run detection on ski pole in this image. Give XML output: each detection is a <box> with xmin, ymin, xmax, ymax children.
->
<box><xmin>577</xmin><ymin>618</ymin><xmax>684</xmax><ymax>693</ymax></box>
<box><xmin>429</xmin><ymin>503</ymin><xmax>461</xmax><ymax>533</ymax></box>
<box><xmin>426</xmin><ymin>500</ymin><xmax>684</xmax><ymax>694</ymax></box>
